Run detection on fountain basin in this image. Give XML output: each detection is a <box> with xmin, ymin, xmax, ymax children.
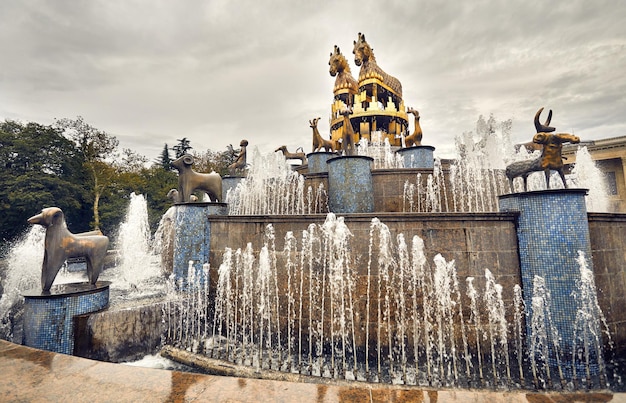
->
<box><xmin>22</xmin><ymin>281</ymin><xmax>111</xmax><ymax>355</ymax></box>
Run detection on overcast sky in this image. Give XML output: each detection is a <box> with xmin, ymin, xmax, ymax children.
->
<box><xmin>1</xmin><ymin>0</ymin><xmax>624</xmax><ymax>161</ymax></box>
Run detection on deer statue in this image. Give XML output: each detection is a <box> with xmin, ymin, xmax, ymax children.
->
<box><xmin>310</xmin><ymin>117</ymin><xmax>337</xmax><ymax>153</ymax></box>
<box><xmin>275</xmin><ymin>145</ymin><xmax>307</xmax><ymax>165</ymax></box>
<box><xmin>405</xmin><ymin>107</ymin><xmax>423</xmax><ymax>147</ymax></box>
<box><xmin>339</xmin><ymin>107</ymin><xmax>357</xmax><ymax>156</ymax></box>
<box><xmin>505</xmin><ymin>107</ymin><xmax>580</xmax><ymax>192</ymax></box>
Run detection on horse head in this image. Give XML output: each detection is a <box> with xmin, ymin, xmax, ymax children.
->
<box><xmin>329</xmin><ymin>45</ymin><xmax>349</xmax><ymax>77</ymax></box>
<box><xmin>353</xmin><ymin>32</ymin><xmax>373</xmax><ymax>66</ymax></box>
<box><xmin>275</xmin><ymin>145</ymin><xmax>287</xmax><ymax>153</ymax></box>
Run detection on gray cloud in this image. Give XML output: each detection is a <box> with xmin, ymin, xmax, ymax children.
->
<box><xmin>1</xmin><ymin>0</ymin><xmax>624</xmax><ymax>161</ymax></box>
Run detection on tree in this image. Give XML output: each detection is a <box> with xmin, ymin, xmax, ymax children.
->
<box><xmin>0</xmin><ymin>120</ymin><xmax>87</xmax><ymax>243</ymax></box>
<box><xmin>172</xmin><ymin>137</ymin><xmax>192</xmax><ymax>158</ymax></box>
<box><xmin>158</xmin><ymin>143</ymin><xmax>172</xmax><ymax>170</ymax></box>
<box><xmin>192</xmin><ymin>149</ymin><xmax>235</xmax><ymax>177</ymax></box>
<box><xmin>54</xmin><ymin>116</ymin><xmax>119</xmax><ymax>230</ymax></box>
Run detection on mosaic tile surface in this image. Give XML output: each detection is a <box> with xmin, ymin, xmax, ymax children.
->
<box><xmin>396</xmin><ymin>145</ymin><xmax>435</xmax><ymax>169</ymax></box>
<box><xmin>499</xmin><ymin>189</ymin><xmax>602</xmax><ymax>378</ymax></box>
<box><xmin>327</xmin><ymin>156</ymin><xmax>374</xmax><ymax>213</ymax></box>
<box><xmin>23</xmin><ymin>282</ymin><xmax>110</xmax><ymax>354</ymax></box>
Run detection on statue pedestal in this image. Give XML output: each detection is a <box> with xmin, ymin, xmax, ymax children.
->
<box><xmin>395</xmin><ymin>145</ymin><xmax>435</xmax><ymax>169</ymax></box>
<box><xmin>307</xmin><ymin>152</ymin><xmax>336</xmax><ymax>174</ymax></box>
<box><xmin>499</xmin><ymin>189</ymin><xmax>603</xmax><ymax>380</ymax></box>
<box><xmin>327</xmin><ymin>156</ymin><xmax>374</xmax><ymax>213</ymax></box>
<box><xmin>222</xmin><ymin>176</ymin><xmax>244</xmax><ymax>203</ymax></box>
<box><xmin>172</xmin><ymin>203</ymin><xmax>227</xmax><ymax>286</ymax></box>
<box><xmin>22</xmin><ymin>281</ymin><xmax>110</xmax><ymax>354</ymax></box>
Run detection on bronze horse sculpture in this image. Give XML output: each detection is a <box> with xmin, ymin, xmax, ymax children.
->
<box><xmin>505</xmin><ymin>108</ymin><xmax>580</xmax><ymax>192</ymax></box>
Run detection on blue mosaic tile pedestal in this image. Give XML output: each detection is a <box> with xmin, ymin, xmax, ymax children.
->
<box><xmin>22</xmin><ymin>281</ymin><xmax>110</xmax><ymax>355</ymax></box>
<box><xmin>173</xmin><ymin>203</ymin><xmax>227</xmax><ymax>286</ymax></box>
<box><xmin>222</xmin><ymin>176</ymin><xmax>244</xmax><ymax>203</ymax></box>
<box><xmin>499</xmin><ymin>189</ymin><xmax>603</xmax><ymax>380</ymax></box>
<box><xmin>327</xmin><ymin>156</ymin><xmax>374</xmax><ymax>213</ymax></box>
<box><xmin>307</xmin><ymin>152</ymin><xmax>337</xmax><ymax>174</ymax></box>
<box><xmin>395</xmin><ymin>145</ymin><xmax>435</xmax><ymax>169</ymax></box>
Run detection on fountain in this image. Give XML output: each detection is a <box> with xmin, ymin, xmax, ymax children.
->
<box><xmin>1</xmin><ymin>32</ymin><xmax>624</xmax><ymax>396</ymax></box>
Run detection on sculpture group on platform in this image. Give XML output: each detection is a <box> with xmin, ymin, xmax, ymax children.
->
<box><xmin>272</xmin><ymin>32</ymin><xmax>431</xmax><ymax>163</ymax></box>
<box><xmin>505</xmin><ymin>107</ymin><xmax>580</xmax><ymax>192</ymax></box>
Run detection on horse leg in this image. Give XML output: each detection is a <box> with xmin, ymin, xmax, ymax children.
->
<box><xmin>558</xmin><ymin>169</ymin><xmax>568</xmax><ymax>188</ymax></box>
<box><xmin>544</xmin><ymin>169</ymin><xmax>551</xmax><ymax>189</ymax></box>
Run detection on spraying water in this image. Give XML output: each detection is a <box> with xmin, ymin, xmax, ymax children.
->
<box><xmin>227</xmin><ymin>149</ymin><xmax>327</xmax><ymax>215</ymax></box>
<box><xmin>163</xmin><ymin>214</ymin><xmax>552</xmax><ymax>388</ymax></box>
<box><xmin>0</xmin><ymin>226</ymin><xmax>45</xmax><ymax>341</ymax></box>
<box><xmin>570</xmin><ymin>147</ymin><xmax>609</xmax><ymax>212</ymax></box>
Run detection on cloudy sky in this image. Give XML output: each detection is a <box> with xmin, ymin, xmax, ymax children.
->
<box><xmin>1</xmin><ymin>0</ymin><xmax>624</xmax><ymax>161</ymax></box>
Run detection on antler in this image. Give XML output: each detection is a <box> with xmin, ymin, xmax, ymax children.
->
<box><xmin>534</xmin><ymin>107</ymin><xmax>555</xmax><ymax>133</ymax></box>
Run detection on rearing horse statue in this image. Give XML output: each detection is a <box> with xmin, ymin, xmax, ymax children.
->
<box><xmin>352</xmin><ymin>32</ymin><xmax>402</xmax><ymax>98</ymax></box>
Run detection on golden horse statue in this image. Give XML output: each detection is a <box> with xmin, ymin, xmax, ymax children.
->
<box><xmin>352</xmin><ymin>32</ymin><xmax>402</xmax><ymax>97</ymax></box>
<box><xmin>329</xmin><ymin>45</ymin><xmax>358</xmax><ymax>100</ymax></box>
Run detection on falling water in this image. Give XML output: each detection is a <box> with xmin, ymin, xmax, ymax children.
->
<box><xmin>162</xmin><ymin>214</ymin><xmax>550</xmax><ymax>388</ymax></box>
<box><xmin>571</xmin><ymin>251</ymin><xmax>610</xmax><ymax>387</ymax></box>
<box><xmin>570</xmin><ymin>147</ymin><xmax>609</xmax><ymax>212</ymax></box>
<box><xmin>103</xmin><ymin>193</ymin><xmax>164</xmax><ymax>294</ymax></box>
<box><xmin>0</xmin><ymin>226</ymin><xmax>45</xmax><ymax>341</ymax></box>
<box><xmin>227</xmin><ymin>149</ymin><xmax>328</xmax><ymax>215</ymax></box>
<box><xmin>357</xmin><ymin>137</ymin><xmax>404</xmax><ymax>169</ymax></box>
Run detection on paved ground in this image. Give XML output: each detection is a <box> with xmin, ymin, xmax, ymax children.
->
<box><xmin>0</xmin><ymin>340</ymin><xmax>623</xmax><ymax>402</ymax></box>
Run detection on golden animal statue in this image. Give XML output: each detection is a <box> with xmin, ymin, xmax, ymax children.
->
<box><xmin>28</xmin><ymin>207</ymin><xmax>109</xmax><ymax>291</ymax></box>
<box><xmin>352</xmin><ymin>32</ymin><xmax>402</xmax><ymax>97</ymax></box>
<box><xmin>275</xmin><ymin>145</ymin><xmax>307</xmax><ymax>165</ymax></box>
<box><xmin>329</xmin><ymin>45</ymin><xmax>358</xmax><ymax>101</ymax></box>
<box><xmin>505</xmin><ymin>107</ymin><xmax>580</xmax><ymax>192</ymax></box>
<box><xmin>405</xmin><ymin>107</ymin><xmax>423</xmax><ymax>147</ymax></box>
<box><xmin>339</xmin><ymin>107</ymin><xmax>357</xmax><ymax>156</ymax></box>
<box><xmin>310</xmin><ymin>117</ymin><xmax>337</xmax><ymax>153</ymax></box>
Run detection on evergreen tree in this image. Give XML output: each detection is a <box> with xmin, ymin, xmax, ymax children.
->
<box><xmin>172</xmin><ymin>137</ymin><xmax>192</xmax><ymax>158</ymax></box>
<box><xmin>159</xmin><ymin>143</ymin><xmax>172</xmax><ymax>170</ymax></box>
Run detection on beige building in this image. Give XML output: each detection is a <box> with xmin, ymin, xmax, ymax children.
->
<box><xmin>562</xmin><ymin>136</ymin><xmax>626</xmax><ymax>213</ymax></box>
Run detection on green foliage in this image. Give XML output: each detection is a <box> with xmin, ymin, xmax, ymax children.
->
<box><xmin>192</xmin><ymin>149</ymin><xmax>235</xmax><ymax>177</ymax></box>
<box><xmin>0</xmin><ymin>117</ymin><xmax>220</xmax><ymax>248</ymax></box>
<box><xmin>172</xmin><ymin>137</ymin><xmax>192</xmax><ymax>158</ymax></box>
<box><xmin>0</xmin><ymin>121</ymin><xmax>90</xmax><ymax>241</ymax></box>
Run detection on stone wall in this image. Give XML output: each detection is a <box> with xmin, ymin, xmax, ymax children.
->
<box><xmin>206</xmin><ymin>212</ymin><xmax>521</xmax><ymax>349</ymax></box>
<box><xmin>588</xmin><ymin>213</ymin><xmax>626</xmax><ymax>356</ymax></box>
